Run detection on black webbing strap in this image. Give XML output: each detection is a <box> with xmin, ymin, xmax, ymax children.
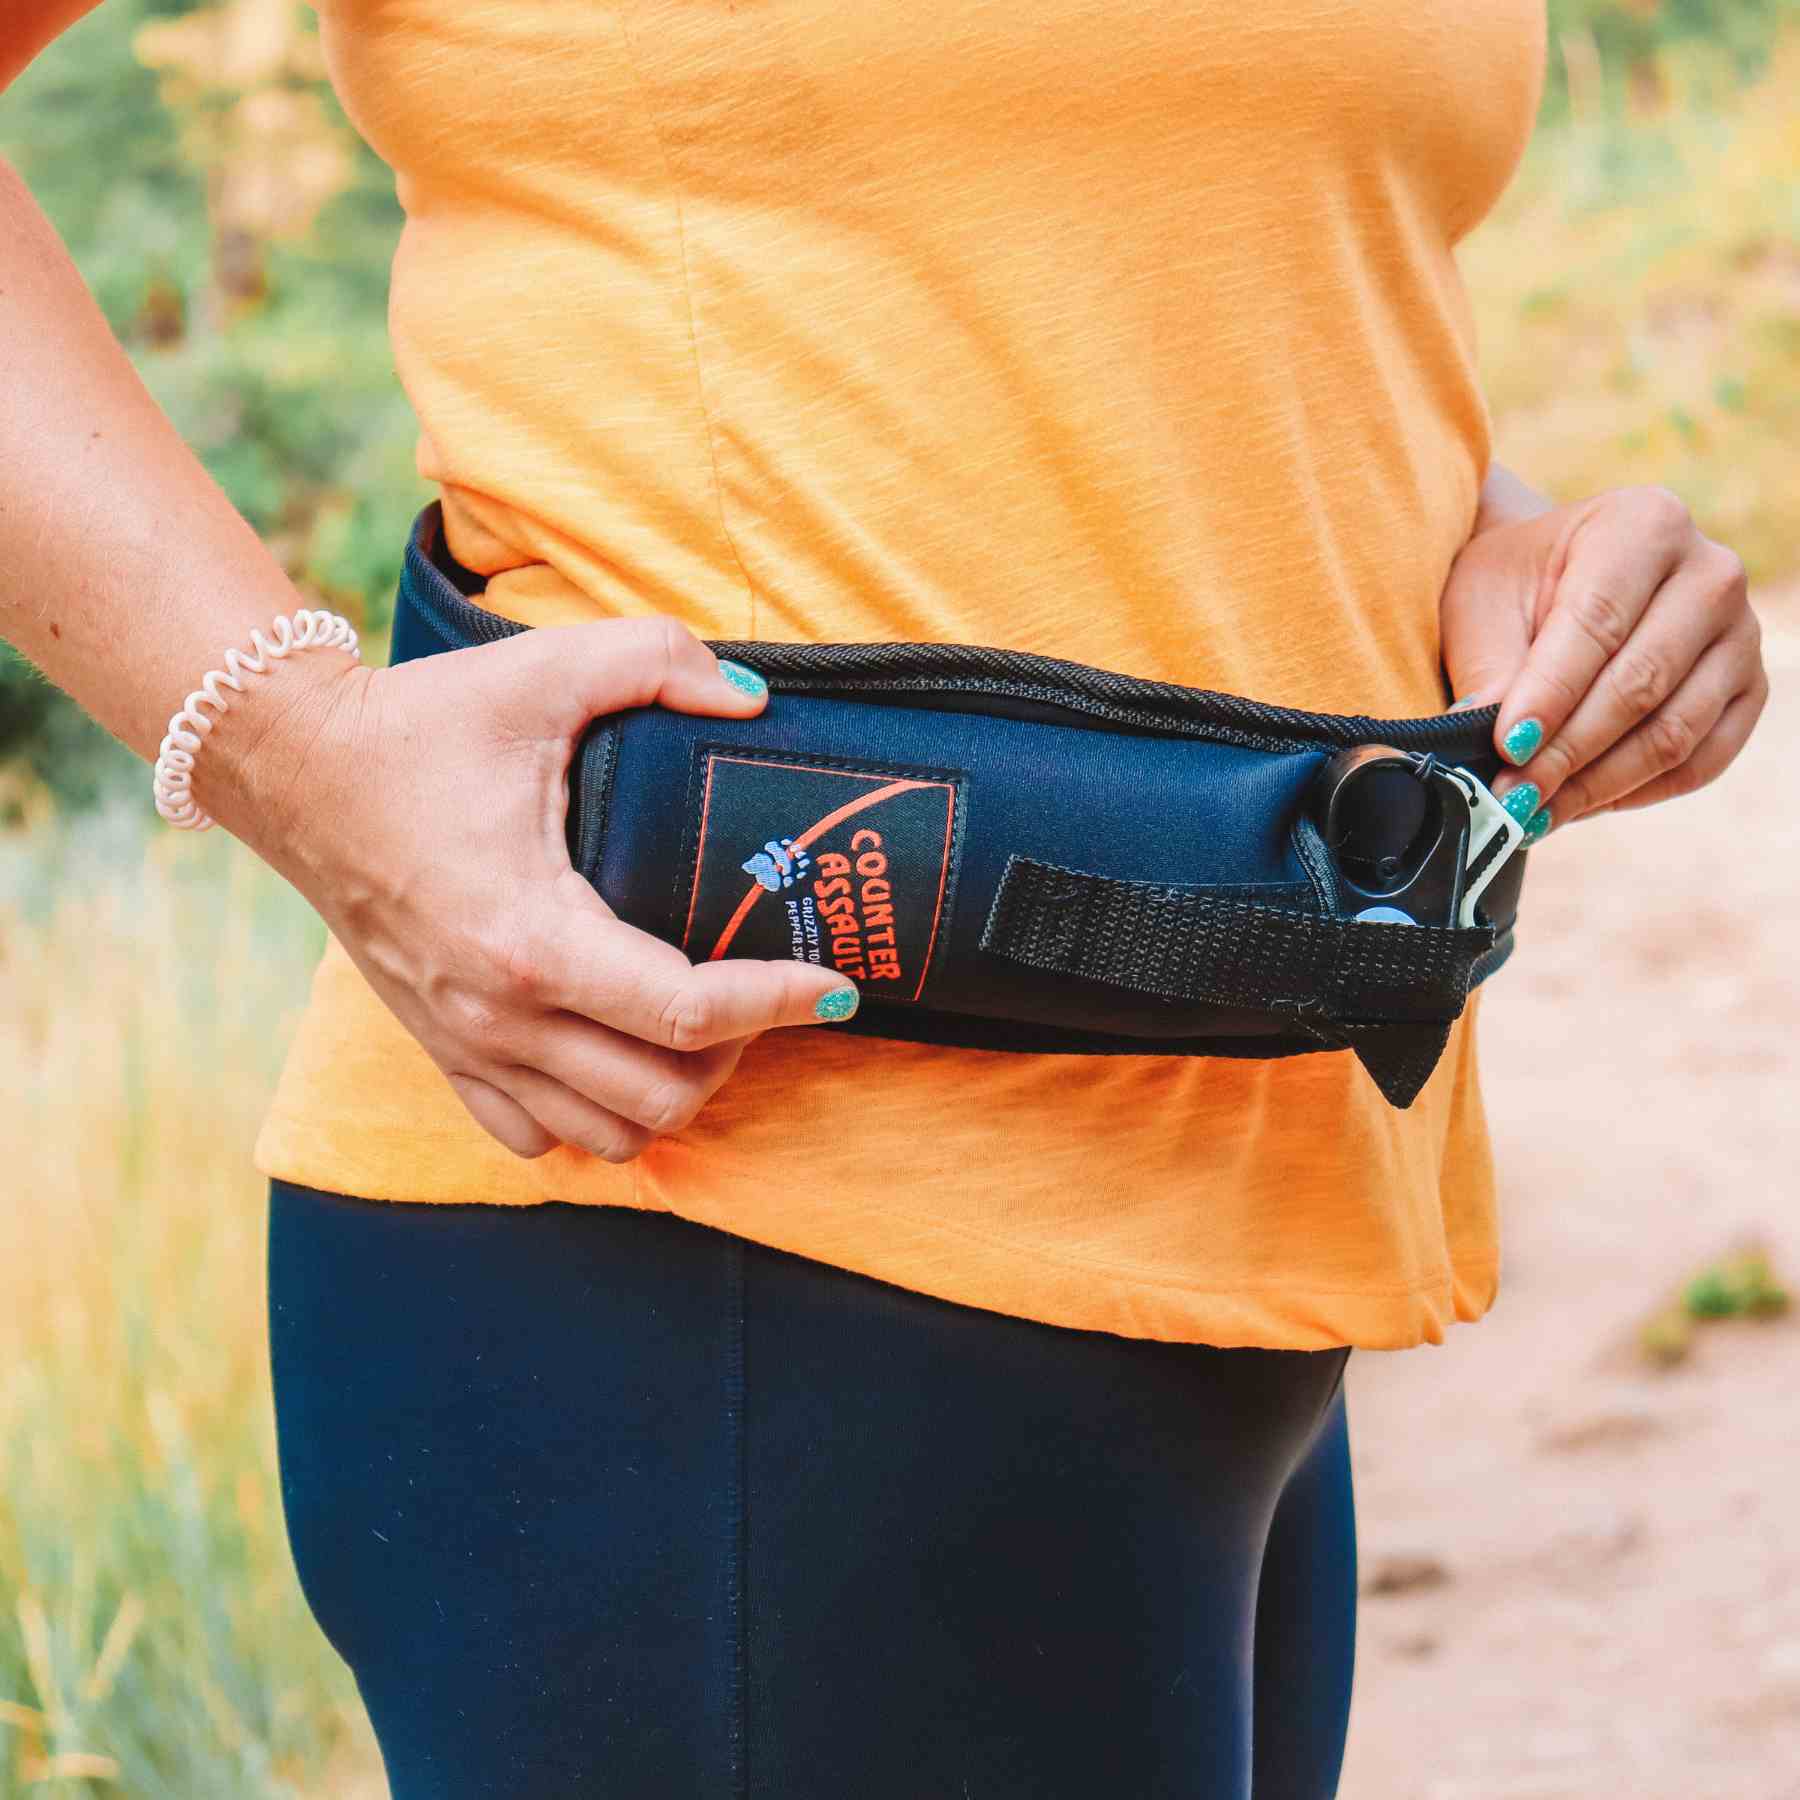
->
<box><xmin>979</xmin><ymin>856</ymin><xmax>1498</xmax><ymax>1106</ymax></box>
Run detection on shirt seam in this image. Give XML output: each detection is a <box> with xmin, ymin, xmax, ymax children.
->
<box><xmin>610</xmin><ymin>5</ymin><xmax>761</xmax><ymax>640</ymax></box>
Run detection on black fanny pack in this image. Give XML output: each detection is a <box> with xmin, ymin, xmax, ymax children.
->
<box><xmin>391</xmin><ymin>501</ymin><xmax>1529</xmax><ymax>1109</ymax></box>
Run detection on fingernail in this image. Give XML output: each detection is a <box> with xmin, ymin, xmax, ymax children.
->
<box><xmin>1522</xmin><ymin>806</ymin><xmax>1552</xmax><ymax>844</ymax></box>
<box><xmin>1499</xmin><ymin>782</ymin><xmax>1541</xmax><ymax>825</ymax></box>
<box><xmin>718</xmin><ymin>659</ymin><xmax>767</xmax><ymax>700</ymax></box>
<box><xmin>1449</xmin><ymin>694</ymin><xmax>1483</xmax><ymax>713</ymax></box>
<box><xmin>1501</xmin><ymin>717</ymin><xmax>1543</xmax><ymax>765</ymax></box>
<box><xmin>814</xmin><ymin>985</ymin><xmax>860</xmax><ymax>1022</ymax></box>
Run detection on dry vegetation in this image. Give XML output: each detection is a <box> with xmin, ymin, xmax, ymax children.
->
<box><xmin>0</xmin><ymin>822</ymin><xmax>378</xmax><ymax>1794</ymax></box>
<box><xmin>1469</xmin><ymin>32</ymin><xmax>1800</xmax><ymax>584</ymax></box>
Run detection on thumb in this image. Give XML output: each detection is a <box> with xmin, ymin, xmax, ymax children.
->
<box><xmin>1438</xmin><ymin>533</ymin><xmax>1540</xmax><ymax>714</ymax></box>
<box><xmin>494</xmin><ymin>615</ymin><xmax>770</xmax><ymax>740</ymax></box>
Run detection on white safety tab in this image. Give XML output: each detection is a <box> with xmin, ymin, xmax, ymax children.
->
<box><xmin>1444</xmin><ymin>766</ymin><xmax>1526</xmax><ymax>930</ymax></box>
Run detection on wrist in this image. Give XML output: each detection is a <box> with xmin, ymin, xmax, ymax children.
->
<box><xmin>1472</xmin><ymin>462</ymin><xmax>1556</xmax><ymax>537</ymax></box>
<box><xmin>187</xmin><ymin>645</ymin><xmax>371</xmax><ymax>869</ymax></box>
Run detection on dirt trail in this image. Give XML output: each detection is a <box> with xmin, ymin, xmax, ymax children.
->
<box><xmin>1338</xmin><ymin>602</ymin><xmax>1800</xmax><ymax>1799</ymax></box>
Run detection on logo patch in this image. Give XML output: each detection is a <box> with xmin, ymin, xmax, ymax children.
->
<box><xmin>681</xmin><ymin>752</ymin><xmax>960</xmax><ymax>1001</ymax></box>
<box><xmin>742</xmin><ymin>838</ymin><xmax>812</xmax><ymax>892</ymax></box>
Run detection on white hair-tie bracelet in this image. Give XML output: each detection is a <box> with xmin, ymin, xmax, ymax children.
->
<box><xmin>152</xmin><ymin>609</ymin><xmax>361</xmax><ymax>830</ymax></box>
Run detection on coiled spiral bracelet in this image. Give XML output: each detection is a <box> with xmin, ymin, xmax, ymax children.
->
<box><xmin>152</xmin><ymin>609</ymin><xmax>361</xmax><ymax>830</ymax></box>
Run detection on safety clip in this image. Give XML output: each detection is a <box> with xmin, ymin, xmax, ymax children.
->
<box><xmin>1436</xmin><ymin>762</ymin><xmax>1526</xmax><ymax>929</ymax></box>
<box><xmin>1310</xmin><ymin>747</ymin><xmax>1526</xmax><ymax>931</ymax></box>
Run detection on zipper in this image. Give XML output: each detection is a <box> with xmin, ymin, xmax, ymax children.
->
<box><xmin>405</xmin><ymin>518</ymin><xmax>1502</xmax><ymax>760</ymax></box>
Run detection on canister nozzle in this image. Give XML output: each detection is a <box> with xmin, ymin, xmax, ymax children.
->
<box><xmin>1310</xmin><ymin>747</ymin><xmax>1525</xmax><ymax>930</ymax></box>
<box><xmin>1310</xmin><ymin>746</ymin><xmax>1468</xmax><ymax>926</ymax></box>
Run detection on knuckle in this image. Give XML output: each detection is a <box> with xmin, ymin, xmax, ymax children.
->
<box><xmin>655</xmin><ymin>983</ymin><xmax>716</xmax><ymax>1052</ymax></box>
<box><xmin>499</xmin><ymin>930</ymin><xmax>555</xmax><ymax>1001</ymax></box>
<box><xmin>1533</xmin><ymin>664</ymin><xmax>1586</xmax><ymax>718</ymax></box>
<box><xmin>1661</xmin><ymin>759</ymin><xmax>1705</xmax><ymax>801</ymax></box>
<box><xmin>1631</xmin><ymin>484</ymin><xmax>1691</xmax><ymax>539</ymax></box>
<box><xmin>1608</xmin><ymin>643</ymin><xmax>1669</xmax><ymax>716</ymax></box>
<box><xmin>1703</xmin><ymin>541</ymin><xmax>1748</xmax><ymax>599</ymax></box>
<box><xmin>1726</xmin><ymin>608</ymin><xmax>1765</xmax><ymax>676</ymax></box>
<box><xmin>635</xmin><ymin>613</ymin><xmax>688</xmax><ymax>680</ymax></box>
<box><xmin>1527</xmin><ymin>733</ymin><xmax>1574</xmax><ymax>791</ymax></box>
<box><xmin>445</xmin><ymin>987</ymin><xmax>519</xmax><ymax>1055</ymax></box>
<box><xmin>1643</xmin><ymin>707</ymin><xmax>1697</xmax><ymax>771</ymax></box>
<box><xmin>654</xmin><ymin>612</ymin><xmax>694</xmax><ymax>659</ymax></box>
<box><xmin>1569</xmin><ymin>585</ymin><xmax>1634</xmax><ymax>660</ymax></box>
<box><xmin>638</xmin><ymin>1071</ymin><xmax>706</xmax><ymax>1136</ymax></box>
<box><xmin>597</xmin><ymin>1121</ymin><xmax>655</xmax><ymax>1164</ymax></box>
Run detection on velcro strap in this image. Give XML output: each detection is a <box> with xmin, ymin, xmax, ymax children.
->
<box><xmin>979</xmin><ymin>856</ymin><xmax>1496</xmax><ymax>1027</ymax></box>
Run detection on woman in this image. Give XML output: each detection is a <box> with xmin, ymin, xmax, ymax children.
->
<box><xmin>1</xmin><ymin>0</ymin><xmax>1767</xmax><ymax>1794</ymax></box>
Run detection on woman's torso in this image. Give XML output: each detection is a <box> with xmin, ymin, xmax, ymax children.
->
<box><xmin>256</xmin><ymin>0</ymin><xmax>1547</xmax><ymax>1347</ymax></box>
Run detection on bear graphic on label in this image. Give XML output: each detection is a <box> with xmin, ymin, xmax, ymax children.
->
<box><xmin>684</xmin><ymin>752</ymin><xmax>960</xmax><ymax>1004</ymax></box>
<box><xmin>741</xmin><ymin>837</ymin><xmax>811</xmax><ymax>892</ymax></box>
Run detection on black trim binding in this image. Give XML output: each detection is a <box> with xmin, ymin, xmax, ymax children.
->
<box><xmin>406</xmin><ymin>499</ymin><xmax>1506</xmax><ymax>766</ymax></box>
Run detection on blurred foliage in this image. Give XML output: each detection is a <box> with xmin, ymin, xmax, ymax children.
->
<box><xmin>1468</xmin><ymin>26</ymin><xmax>1800</xmax><ymax>578</ymax></box>
<box><xmin>1637</xmin><ymin>1239</ymin><xmax>1792</xmax><ymax>1366</ymax></box>
<box><xmin>0</xmin><ymin>0</ymin><xmax>422</xmax><ymax>582</ymax></box>
<box><xmin>0</xmin><ymin>0</ymin><xmax>423</xmax><ymax>806</ymax></box>
<box><xmin>1544</xmin><ymin>0</ymin><xmax>1800</xmax><ymax>108</ymax></box>
<box><xmin>0</xmin><ymin>657</ymin><xmax>137</xmax><ymax>815</ymax></box>
<box><xmin>1682</xmin><ymin>1243</ymin><xmax>1792</xmax><ymax>1317</ymax></box>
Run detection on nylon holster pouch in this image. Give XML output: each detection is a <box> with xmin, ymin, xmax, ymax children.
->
<box><xmin>392</xmin><ymin>501</ymin><xmax>1529</xmax><ymax>1110</ymax></box>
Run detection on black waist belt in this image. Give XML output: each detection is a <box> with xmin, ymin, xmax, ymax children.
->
<box><xmin>391</xmin><ymin>500</ymin><xmax>1529</xmax><ymax>1109</ymax></box>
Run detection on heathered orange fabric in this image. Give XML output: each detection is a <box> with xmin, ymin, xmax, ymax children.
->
<box><xmin>256</xmin><ymin>0</ymin><xmax>1548</xmax><ymax>1348</ymax></box>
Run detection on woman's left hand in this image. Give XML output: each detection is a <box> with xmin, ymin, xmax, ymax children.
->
<box><xmin>1439</xmin><ymin>484</ymin><xmax>1767</xmax><ymax>836</ymax></box>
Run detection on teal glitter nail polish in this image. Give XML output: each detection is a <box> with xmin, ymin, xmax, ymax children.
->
<box><xmin>1448</xmin><ymin>694</ymin><xmax>1482</xmax><ymax>712</ymax></box>
<box><xmin>718</xmin><ymin>659</ymin><xmax>767</xmax><ymax>700</ymax></box>
<box><xmin>1501</xmin><ymin>717</ymin><xmax>1543</xmax><ymax>766</ymax></box>
<box><xmin>1522</xmin><ymin>806</ymin><xmax>1552</xmax><ymax>844</ymax></box>
<box><xmin>814</xmin><ymin>986</ymin><xmax>860</xmax><ymax>1022</ymax></box>
<box><xmin>1500</xmin><ymin>782</ymin><xmax>1540</xmax><ymax>825</ymax></box>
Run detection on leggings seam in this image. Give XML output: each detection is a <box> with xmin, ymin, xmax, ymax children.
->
<box><xmin>1286</xmin><ymin>1347</ymin><xmax>1353</xmax><ymax>1494</ymax></box>
<box><xmin>1312</xmin><ymin>1347</ymin><xmax>1352</xmax><ymax>1446</ymax></box>
<box><xmin>727</xmin><ymin>1234</ymin><xmax>749</xmax><ymax>1798</ymax></box>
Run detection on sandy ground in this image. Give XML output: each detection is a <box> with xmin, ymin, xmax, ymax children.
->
<box><xmin>1337</xmin><ymin>599</ymin><xmax>1800</xmax><ymax>1800</ymax></box>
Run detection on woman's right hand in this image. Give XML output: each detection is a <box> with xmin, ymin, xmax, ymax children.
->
<box><xmin>209</xmin><ymin>615</ymin><xmax>859</xmax><ymax>1163</ymax></box>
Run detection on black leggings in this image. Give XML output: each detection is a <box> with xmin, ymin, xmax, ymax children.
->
<box><xmin>268</xmin><ymin>1180</ymin><xmax>1357</xmax><ymax>1798</ymax></box>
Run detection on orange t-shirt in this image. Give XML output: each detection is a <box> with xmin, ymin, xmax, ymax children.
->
<box><xmin>257</xmin><ymin>0</ymin><xmax>1548</xmax><ymax>1348</ymax></box>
